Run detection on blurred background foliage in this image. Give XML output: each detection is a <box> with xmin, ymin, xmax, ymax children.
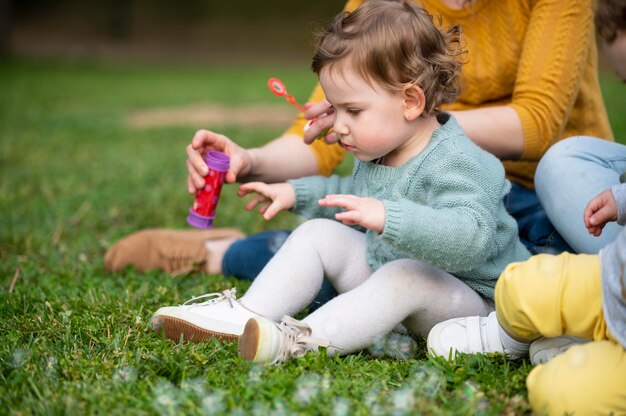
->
<box><xmin>1</xmin><ymin>0</ymin><xmax>343</xmax><ymax>63</ymax></box>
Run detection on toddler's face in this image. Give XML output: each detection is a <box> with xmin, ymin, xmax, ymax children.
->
<box><xmin>319</xmin><ymin>66</ymin><xmax>417</xmax><ymax>163</ymax></box>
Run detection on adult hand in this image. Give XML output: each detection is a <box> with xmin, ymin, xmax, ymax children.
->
<box><xmin>583</xmin><ymin>189</ymin><xmax>618</xmax><ymax>236</ymax></box>
<box><xmin>186</xmin><ymin>129</ymin><xmax>251</xmax><ymax>193</ymax></box>
<box><xmin>318</xmin><ymin>194</ymin><xmax>385</xmax><ymax>233</ymax></box>
<box><xmin>238</xmin><ymin>182</ymin><xmax>296</xmax><ymax>220</ymax></box>
<box><xmin>302</xmin><ymin>100</ymin><xmax>337</xmax><ymax>145</ymax></box>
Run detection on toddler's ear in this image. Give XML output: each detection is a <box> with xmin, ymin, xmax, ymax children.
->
<box><xmin>403</xmin><ymin>85</ymin><xmax>426</xmax><ymax>121</ymax></box>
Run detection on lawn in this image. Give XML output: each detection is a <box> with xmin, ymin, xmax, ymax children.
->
<box><xmin>0</xmin><ymin>58</ymin><xmax>624</xmax><ymax>415</ymax></box>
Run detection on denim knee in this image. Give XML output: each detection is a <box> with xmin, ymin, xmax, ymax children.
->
<box><xmin>221</xmin><ymin>230</ymin><xmax>291</xmax><ymax>280</ymax></box>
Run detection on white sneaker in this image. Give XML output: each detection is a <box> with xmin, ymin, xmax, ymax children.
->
<box><xmin>238</xmin><ymin>316</ymin><xmax>331</xmax><ymax>364</ymax></box>
<box><xmin>529</xmin><ymin>336</ymin><xmax>589</xmax><ymax>365</ymax></box>
<box><xmin>427</xmin><ymin>312</ymin><xmax>522</xmax><ymax>360</ymax></box>
<box><xmin>151</xmin><ymin>288</ymin><xmax>261</xmax><ymax>343</ymax></box>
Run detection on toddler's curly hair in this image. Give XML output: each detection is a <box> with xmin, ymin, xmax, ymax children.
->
<box><xmin>312</xmin><ymin>0</ymin><xmax>465</xmax><ymax>116</ymax></box>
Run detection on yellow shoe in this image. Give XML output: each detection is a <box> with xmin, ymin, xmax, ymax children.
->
<box><xmin>104</xmin><ymin>228</ymin><xmax>245</xmax><ymax>276</ymax></box>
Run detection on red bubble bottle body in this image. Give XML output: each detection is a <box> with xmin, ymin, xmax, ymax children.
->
<box><xmin>187</xmin><ymin>151</ymin><xmax>230</xmax><ymax>228</ymax></box>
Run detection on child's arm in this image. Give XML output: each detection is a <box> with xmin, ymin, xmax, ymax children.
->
<box><xmin>584</xmin><ymin>184</ymin><xmax>626</xmax><ymax>236</ymax></box>
<box><xmin>237</xmin><ymin>182</ymin><xmax>296</xmax><ymax>220</ymax></box>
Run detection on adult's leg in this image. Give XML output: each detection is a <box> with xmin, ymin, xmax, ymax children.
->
<box><xmin>535</xmin><ymin>136</ymin><xmax>626</xmax><ymax>253</ymax></box>
<box><xmin>240</xmin><ymin>219</ymin><xmax>372</xmax><ymax>321</ymax></box>
<box><xmin>303</xmin><ymin>259</ymin><xmax>493</xmax><ymax>355</ymax></box>
<box><xmin>526</xmin><ymin>341</ymin><xmax>626</xmax><ymax>415</ymax></box>
<box><xmin>503</xmin><ymin>183</ymin><xmax>572</xmax><ymax>254</ymax></box>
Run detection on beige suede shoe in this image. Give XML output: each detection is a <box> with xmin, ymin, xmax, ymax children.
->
<box><xmin>104</xmin><ymin>228</ymin><xmax>245</xmax><ymax>276</ymax></box>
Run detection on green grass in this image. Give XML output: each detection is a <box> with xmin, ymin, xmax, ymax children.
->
<box><xmin>0</xmin><ymin>58</ymin><xmax>624</xmax><ymax>415</ymax></box>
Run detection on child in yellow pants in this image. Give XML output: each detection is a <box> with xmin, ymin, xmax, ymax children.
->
<box><xmin>428</xmin><ymin>175</ymin><xmax>626</xmax><ymax>415</ymax></box>
<box><xmin>428</xmin><ymin>229</ymin><xmax>626</xmax><ymax>414</ymax></box>
<box><xmin>496</xmin><ymin>241</ymin><xmax>626</xmax><ymax>414</ymax></box>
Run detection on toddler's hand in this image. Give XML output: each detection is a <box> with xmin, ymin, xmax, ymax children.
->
<box><xmin>238</xmin><ymin>182</ymin><xmax>296</xmax><ymax>220</ymax></box>
<box><xmin>583</xmin><ymin>189</ymin><xmax>618</xmax><ymax>236</ymax></box>
<box><xmin>318</xmin><ymin>194</ymin><xmax>385</xmax><ymax>233</ymax></box>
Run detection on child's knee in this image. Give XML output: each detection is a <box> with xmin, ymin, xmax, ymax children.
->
<box><xmin>290</xmin><ymin>218</ymin><xmax>339</xmax><ymax>242</ymax></box>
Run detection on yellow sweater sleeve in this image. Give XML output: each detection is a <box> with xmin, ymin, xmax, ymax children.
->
<box><xmin>282</xmin><ymin>0</ymin><xmax>363</xmax><ymax>177</ymax></box>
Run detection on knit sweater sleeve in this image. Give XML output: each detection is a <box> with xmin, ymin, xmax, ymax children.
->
<box><xmin>611</xmin><ymin>184</ymin><xmax>626</xmax><ymax>226</ymax></box>
<box><xmin>510</xmin><ymin>0</ymin><xmax>595</xmax><ymax>162</ymax></box>
<box><xmin>381</xmin><ymin>148</ymin><xmax>507</xmax><ymax>273</ymax></box>
<box><xmin>288</xmin><ymin>175</ymin><xmax>354</xmax><ymax>219</ymax></box>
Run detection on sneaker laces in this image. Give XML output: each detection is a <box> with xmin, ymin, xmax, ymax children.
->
<box><xmin>274</xmin><ymin>315</ymin><xmax>334</xmax><ymax>364</ymax></box>
<box><xmin>182</xmin><ymin>288</ymin><xmax>237</xmax><ymax>308</ymax></box>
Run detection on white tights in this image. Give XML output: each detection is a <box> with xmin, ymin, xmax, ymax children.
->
<box><xmin>241</xmin><ymin>219</ymin><xmax>494</xmax><ymax>354</ymax></box>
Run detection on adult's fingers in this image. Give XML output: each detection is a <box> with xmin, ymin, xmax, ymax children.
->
<box><xmin>186</xmin><ymin>158</ymin><xmax>206</xmax><ymax>191</ymax></box>
<box><xmin>303</xmin><ymin>115</ymin><xmax>334</xmax><ymax>145</ymax></box>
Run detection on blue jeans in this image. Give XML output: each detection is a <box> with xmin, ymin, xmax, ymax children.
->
<box><xmin>222</xmin><ymin>181</ymin><xmax>571</xmax><ymax>307</ymax></box>
<box><xmin>504</xmin><ymin>183</ymin><xmax>572</xmax><ymax>255</ymax></box>
<box><xmin>535</xmin><ymin>136</ymin><xmax>626</xmax><ymax>254</ymax></box>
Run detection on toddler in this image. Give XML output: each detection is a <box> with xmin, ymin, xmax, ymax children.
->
<box><xmin>151</xmin><ymin>0</ymin><xmax>530</xmax><ymax>363</ymax></box>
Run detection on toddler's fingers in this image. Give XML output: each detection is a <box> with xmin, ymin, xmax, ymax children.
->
<box><xmin>238</xmin><ymin>182</ymin><xmax>264</xmax><ymax>195</ymax></box>
<box><xmin>244</xmin><ymin>194</ymin><xmax>269</xmax><ymax>212</ymax></box>
<box><xmin>263</xmin><ymin>201</ymin><xmax>284</xmax><ymax>220</ymax></box>
<box><xmin>320</xmin><ymin>194</ymin><xmax>358</xmax><ymax>210</ymax></box>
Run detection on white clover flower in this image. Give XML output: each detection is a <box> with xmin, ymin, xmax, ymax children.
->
<box><xmin>9</xmin><ymin>347</ymin><xmax>28</xmax><ymax>368</ymax></box>
<box><xmin>409</xmin><ymin>363</ymin><xmax>446</xmax><ymax>397</ymax></box>
<box><xmin>152</xmin><ymin>380</ymin><xmax>179</xmax><ymax>416</ymax></box>
<box><xmin>201</xmin><ymin>390</ymin><xmax>226</xmax><ymax>415</ymax></box>
<box><xmin>294</xmin><ymin>373</ymin><xmax>321</xmax><ymax>405</ymax></box>
<box><xmin>180</xmin><ymin>377</ymin><xmax>206</xmax><ymax>397</ymax></box>
<box><xmin>247</xmin><ymin>364</ymin><xmax>264</xmax><ymax>385</ymax></box>
<box><xmin>250</xmin><ymin>400</ymin><xmax>268</xmax><ymax>416</ymax></box>
<box><xmin>368</xmin><ymin>335</ymin><xmax>386</xmax><ymax>357</ymax></box>
<box><xmin>272</xmin><ymin>399</ymin><xmax>290</xmax><ymax>416</ymax></box>
<box><xmin>384</xmin><ymin>333</ymin><xmax>417</xmax><ymax>360</ymax></box>
<box><xmin>112</xmin><ymin>365</ymin><xmax>137</xmax><ymax>383</ymax></box>
<box><xmin>45</xmin><ymin>355</ymin><xmax>58</xmax><ymax>377</ymax></box>
<box><xmin>332</xmin><ymin>397</ymin><xmax>351</xmax><ymax>416</ymax></box>
<box><xmin>391</xmin><ymin>386</ymin><xmax>416</xmax><ymax>416</ymax></box>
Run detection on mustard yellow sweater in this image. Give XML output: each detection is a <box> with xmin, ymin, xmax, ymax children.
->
<box><xmin>285</xmin><ymin>0</ymin><xmax>613</xmax><ymax>189</ymax></box>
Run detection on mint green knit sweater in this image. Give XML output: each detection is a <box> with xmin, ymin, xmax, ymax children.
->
<box><xmin>289</xmin><ymin>114</ymin><xmax>530</xmax><ymax>299</ymax></box>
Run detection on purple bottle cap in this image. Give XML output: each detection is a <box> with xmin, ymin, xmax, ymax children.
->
<box><xmin>204</xmin><ymin>151</ymin><xmax>230</xmax><ymax>172</ymax></box>
<box><xmin>187</xmin><ymin>209</ymin><xmax>215</xmax><ymax>228</ymax></box>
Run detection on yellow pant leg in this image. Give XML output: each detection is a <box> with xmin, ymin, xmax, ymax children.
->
<box><xmin>527</xmin><ymin>340</ymin><xmax>626</xmax><ymax>415</ymax></box>
<box><xmin>495</xmin><ymin>252</ymin><xmax>609</xmax><ymax>342</ymax></box>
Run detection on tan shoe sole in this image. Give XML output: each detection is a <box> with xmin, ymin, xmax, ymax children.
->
<box><xmin>238</xmin><ymin>318</ymin><xmax>261</xmax><ymax>360</ymax></box>
<box><xmin>154</xmin><ymin>316</ymin><xmax>238</xmax><ymax>343</ymax></box>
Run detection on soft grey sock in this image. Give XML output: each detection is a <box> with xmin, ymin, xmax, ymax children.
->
<box><xmin>498</xmin><ymin>325</ymin><xmax>530</xmax><ymax>358</ymax></box>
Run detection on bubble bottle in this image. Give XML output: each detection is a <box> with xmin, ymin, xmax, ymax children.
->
<box><xmin>187</xmin><ymin>151</ymin><xmax>230</xmax><ymax>228</ymax></box>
